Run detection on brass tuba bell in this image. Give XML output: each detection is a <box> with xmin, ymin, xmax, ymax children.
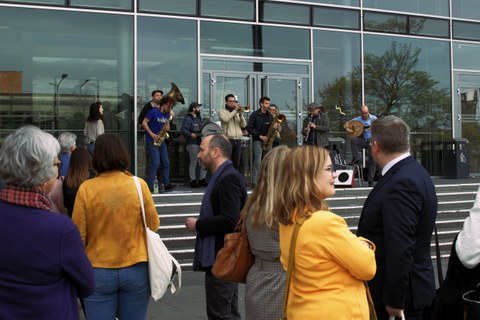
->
<box><xmin>166</xmin><ymin>82</ymin><xmax>185</xmax><ymax>104</ymax></box>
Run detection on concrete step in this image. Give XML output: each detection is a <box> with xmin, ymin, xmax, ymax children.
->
<box><xmin>153</xmin><ymin>182</ymin><xmax>480</xmax><ymax>270</ymax></box>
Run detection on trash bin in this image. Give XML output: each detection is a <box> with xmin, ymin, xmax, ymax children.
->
<box><xmin>329</xmin><ymin>137</ymin><xmax>345</xmax><ymax>170</ymax></box>
<box><xmin>421</xmin><ymin>140</ymin><xmax>444</xmax><ymax>176</ymax></box>
<box><xmin>444</xmin><ymin>138</ymin><xmax>469</xmax><ymax>179</ymax></box>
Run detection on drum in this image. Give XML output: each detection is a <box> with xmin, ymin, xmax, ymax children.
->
<box><xmin>346</xmin><ymin>120</ymin><xmax>365</xmax><ymax>138</ymax></box>
<box><xmin>200</xmin><ymin>122</ymin><xmax>223</xmax><ymax>138</ymax></box>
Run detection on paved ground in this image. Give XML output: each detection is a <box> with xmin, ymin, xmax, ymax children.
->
<box><xmin>79</xmin><ymin>271</ymin><xmax>245</xmax><ymax>320</ymax></box>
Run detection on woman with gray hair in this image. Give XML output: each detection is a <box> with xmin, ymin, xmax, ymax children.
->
<box><xmin>0</xmin><ymin>125</ymin><xmax>95</xmax><ymax>320</ymax></box>
<box><xmin>57</xmin><ymin>131</ymin><xmax>77</xmax><ymax>178</ymax></box>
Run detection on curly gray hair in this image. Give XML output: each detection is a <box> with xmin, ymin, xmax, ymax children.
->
<box><xmin>57</xmin><ymin>132</ymin><xmax>77</xmax><ymax>153</ymax></box>
<box><xmin>0</xmin><ymin>125</ymin><xmax>60</xmax><ymax>187</ymax></box>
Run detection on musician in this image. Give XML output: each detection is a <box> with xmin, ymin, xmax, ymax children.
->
<box><xmin>142</xmin><ymin>95</ymin><xmax>176</xmax><ymax>193</ymax></box>
<box><xmin>218</xmin><ymin>94</ymin><xmax>247</xmax><ymax>170</ymax></box>
<box><xmin>346</xmin><ymin>105</ymin><xmax>378</xmax><ymax>187</ymax></box>
<box><xmin>268</xmin><ymin>104</ymin><xmax>282</xmax><ymax>148</ymax></box>
<box><xmin>181</xmin><ymin>102</ymin><xmax>208</xmax><ymax>188</ymax></box>
<box><xmin>302</xmin><ymin>103</ymin><xmax>330</xmax><ymax>148</ymax></box>
<box><xmin>247</xmin><ymin>96</ymin><xmax>274</xmax><ymax>188</ymax></box>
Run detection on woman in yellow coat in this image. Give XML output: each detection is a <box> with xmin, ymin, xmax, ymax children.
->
<box><xmin>274</xmin><ymin>146</ymin><xmax>376</xmax><ymax>320</ymax></box>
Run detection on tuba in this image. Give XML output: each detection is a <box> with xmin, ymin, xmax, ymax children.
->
<box><xmin>153</xmin><ymin>83</ymin><xmax>185</xmax><ymax>147</ymax></box>
<box><xmin>166</xmin><ymin>82</ymin><xmax>185</xmax><ymax>105</ymax></box>
<box><xmin>263</xmin><ymin>113</ymin><xmax>286</xmax><ymax>151</ymax></box>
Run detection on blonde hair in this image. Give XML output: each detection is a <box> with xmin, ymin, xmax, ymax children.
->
<box><xmin>274</xmin><ymin>146</ymin><xmax>330</xmax><ymax>225</ymax></box>
<box><xmin>241</xmin><ymin>146</ymin><xmax>291</xmax><ymax>228</ymax></box>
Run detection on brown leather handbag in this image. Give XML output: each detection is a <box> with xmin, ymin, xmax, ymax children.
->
<box><xmin>211</xmin><ymin>218</ymin><xmax>254</xmax><ymax>283</ymax></box>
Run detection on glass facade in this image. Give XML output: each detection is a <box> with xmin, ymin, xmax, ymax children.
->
<box><xmin>1</xmin><ymin>1</ymin><xmax>480</xmax><ymax>177</ymax></box>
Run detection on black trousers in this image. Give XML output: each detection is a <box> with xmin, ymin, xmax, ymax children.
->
<box><xmin>229</xmin><ymin>139</ymin><xmax>242</xmax><ymax>170</ymax></box>
<box><xmin>205</xmin><ymin>272</ymin><xmax>240</xmax><ymax>320</ymax></box>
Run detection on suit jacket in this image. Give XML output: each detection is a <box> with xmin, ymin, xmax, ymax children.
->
<box><xmin>357</xmin><ymin>156</ymin><xmax>437</xmax><ymax>313</ymax></box>
<box><xmin>196</xmin><ymin>163</ymin><xmax>247</xmax><ymax>256</ymax></box>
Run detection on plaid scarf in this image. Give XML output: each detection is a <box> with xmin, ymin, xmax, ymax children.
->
<box><xmin>0</xmin><ymin>185</ymin><xmax>51</xmax><ymax>211</ymax></box>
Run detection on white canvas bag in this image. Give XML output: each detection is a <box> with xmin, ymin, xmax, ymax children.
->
<box><xmin>133</xmin><ymin>176</ymin><xmax>181</xmax><ymax>301</ymax></box>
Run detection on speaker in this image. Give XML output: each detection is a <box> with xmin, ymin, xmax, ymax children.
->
<box><xmin>334</xmin><ymin>170</ymin><xmax>355</xmax><ymax>188</ymax></box>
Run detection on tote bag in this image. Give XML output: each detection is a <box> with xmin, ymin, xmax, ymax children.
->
<box><xmin>133</xmin><ymin>176</ymin><xmax>182</xmax><ymax>301</ymax></box>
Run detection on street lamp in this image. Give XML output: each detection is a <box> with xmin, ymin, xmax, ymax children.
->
<box><xmin>80</xmin><ymin>78</ymin><xmax>99</xmax><ymax>102</ymax></box>
<box><xmin>50</xmin><ymin>73</ymin><xmax>68</xmax><ymax>131</ymax></box>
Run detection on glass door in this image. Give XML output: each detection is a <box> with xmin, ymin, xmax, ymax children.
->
<box><xmin>454</xmin><ymin>72</ymin><xmax>480</xmax><ymax>174</ymax></box>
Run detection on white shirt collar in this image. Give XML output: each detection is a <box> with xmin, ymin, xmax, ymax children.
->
<box><xmin>381</xmin><ymin>152</ymin><xmax>411</xmax><ymax>176</ymax></box>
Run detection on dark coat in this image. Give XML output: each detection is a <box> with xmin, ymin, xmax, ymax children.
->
<box><xmin>196</xmin><ymin>163</ymin><xmax>247</xmax><ymax>256</ymax></box>
<box><xmin>302</xmin><ymin>112</ymin><xmax>330</xmax><ymax>147</ymax></box>
<box><xmin>357</xmin><ymin>156</ymin><xmax>437</xmax><ymax>316</ymax></box>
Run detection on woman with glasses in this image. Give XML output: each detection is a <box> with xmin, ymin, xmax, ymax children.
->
<box><xmin>0</xmin><ymin>125</ymin><xmax>95</xmax><ymax>320</ymax></box>
<box><xmin>47</xmin><ymin>159</ymin><xmax>68</xmax><ymax>215</ymax></box>
<box><xmin>273</xmin><ymin>146</ymin><xmax>376</xmax><ymax>320</ymax></box>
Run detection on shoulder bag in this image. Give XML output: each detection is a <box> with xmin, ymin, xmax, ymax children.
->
<box><xmin>211</xmin><ymin>218</ymin><xmax>254</xmax><ymax>283</ymax></box>
<box><xmin>133</xmin><ymin>176</ymin><xmax>182</xmax><ymax>301</ymax></box>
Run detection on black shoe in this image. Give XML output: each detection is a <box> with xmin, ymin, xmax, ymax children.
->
<box><xmin>368</xmin><ymin>181</ymin><xmax>374</xmax><ymax>187</ymax></box>
<box><xmin>190</xmin><ymin>180</ymin><xmax>199</xmax><ymax>188</ymax></box>
<box><xmin>199</xmin><ymin>179</ymin><xmax>208</xmax><ymax>187</ymax></box>
<box><xmin>164</xmin><ymin>183</ymin><xmax>176</xmax><ymax>191</ymax></box>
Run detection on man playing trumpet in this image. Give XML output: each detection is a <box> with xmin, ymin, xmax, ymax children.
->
<box><xmin>219</xmin><ymin>94</ymin><xmax>247</xmax><ymax>171</ymax></box>
<box><xmin>346</xmin><ymin>105</ymin><xmax>377</xmax><ymax>187</ymax></box>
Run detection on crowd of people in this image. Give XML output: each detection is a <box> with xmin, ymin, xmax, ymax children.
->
<box><xmin>0</xmin><ymin>94</ymin><xmax>473</xmax><ymax>320</ymax></box>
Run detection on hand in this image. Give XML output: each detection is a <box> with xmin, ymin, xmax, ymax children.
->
<box><xmin>152</xmin><ymin>134</ymin><xmax>160</xmax><ymax>142</ymax></box>
<box><xmin>191</xmin><ymin>133</ymin><xmax>197</xmax><ymax>138</ymax></box>
<box><xmin>309</xmin><ymin>122</ymin><xmax>316</xmax><ymax>129</ymax></box>
<box><xmin>386</xmin><ymin>305</ymin><xmax>404</xmax><ymax>319</ymax></box>
<box><xmin>346</xmin><ymin>127</ymin><xmax>353</xmax><ymax>133</ymax></box>
<box><xmin>259</xmin><ymin>135</ymin><xmax>268</xmax><ymax>142</ymax></box>
<box><xmin>185</xmin><ymin>217</ymin><xmax>198</xmax><ymax>232</ymax></box>
<box><xmin>273</xmin><ymin>123</ymin><xmax>279</xmax><ymax>129</ymax></box>
<box><xmin>165</xmin><ymin>123</ymin><xmax>170</xmax><ymax>131</ymax></box>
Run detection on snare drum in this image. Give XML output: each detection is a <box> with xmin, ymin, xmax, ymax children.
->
<box><xmin>200</xmin><ymin>122</ymin><xmax>223</xmax><ymax>138</ymax></box>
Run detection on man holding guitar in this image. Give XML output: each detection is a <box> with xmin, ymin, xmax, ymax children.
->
<box><xmin>346</xmin><ymin>105</ymin><xmax>377</xmax><ymax>187</ymax></box>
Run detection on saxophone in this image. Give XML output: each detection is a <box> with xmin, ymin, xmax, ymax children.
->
<box><xmin>262</xmin><ymin>114</ymin><xmax>286</xmax><ymax>151</ymax></box>
<box><xmin>153</xmin><ymin>111</ymin><xmax>174</xmax><ymax>147</ymax></box>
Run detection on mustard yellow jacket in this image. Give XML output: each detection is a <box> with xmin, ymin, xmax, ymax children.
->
<box><xmin>280</xmin><ymin>210</ymin><xmax>376</xmax><ymax>320</ymax></box>
<box><xmin>72</xmin><ymin>171</ymin><xmax>160</xmax><ymax>268</ymax></box>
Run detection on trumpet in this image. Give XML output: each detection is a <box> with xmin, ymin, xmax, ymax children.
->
<box><xmin>237</xmin><ymin>104</ymin><xmax>250</xmax><ymax>113</ymax></box>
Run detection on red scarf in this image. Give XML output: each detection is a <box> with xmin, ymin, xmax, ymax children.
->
<box><xmin>0</xmin><ymin>185</ymin><xmax>51</xmax><ymax>211</ymax></box>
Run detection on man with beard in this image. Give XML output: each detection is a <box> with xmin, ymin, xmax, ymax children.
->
<box><xmin>181</xmin><ymin>102</ymin><xmax>208</xmax><ymax>188</ymax></box>
<box><xmin>218</xmin><ymin>94</ymin><xmax>247</xmax><ymax>170</ymax></box>
<box><xmin>185</xmin><ymin>134</ymin><xmax>247</xmax><ymax>320</ymax></box>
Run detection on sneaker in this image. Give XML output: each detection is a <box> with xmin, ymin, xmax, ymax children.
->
<box><xmin>164</xmin><ymin>183</ymin><xmax>176</xmax><ymax>191</ymax></box>
<box><xmin>199</xmin><ymin>179</ymin><xmax>208</xmax><ymax>187</ymax></box>
<box><xmin>190</xmin><ymin>180</ymin><xmax>199</xmax><ymax>188</ymax></box>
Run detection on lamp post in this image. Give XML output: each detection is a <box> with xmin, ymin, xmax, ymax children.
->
<box><xmin>80</xmin><ymin>78</ymin><xmax>100</xmax><ymax>102</ymax></box>
<box><xmin>51</xmin><ymin>73</ymin><xmax>68</xmax><ymax>131</ymax></box>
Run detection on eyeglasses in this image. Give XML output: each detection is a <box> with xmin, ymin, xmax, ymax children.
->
<box><xmin>53</xmin><ymin>161</ymin><xmax>63</xmax><ymax>171</ymax></box>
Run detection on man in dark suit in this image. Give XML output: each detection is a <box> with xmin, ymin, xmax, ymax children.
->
<box><xmin>357</xmin><ymin>115</ymin><xmax>437</xmax><ymax>320</ymax></box>
<box><xmin>185</xmin><ymin>134</ymin><xmax>247</xmax><ymax>320</ymax></box>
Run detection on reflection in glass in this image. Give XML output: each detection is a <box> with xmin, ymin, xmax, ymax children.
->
<box><xmin>364</xmin><ymin>12</ymin><xmax>449</xmax><ymax>38</ymax></box>
<box><xmin>364</xmin><ymin>0</ymin><xmax>448</xmax><ymax>17</ymax></box>
<box><xmin>137</xmin><ymin>16</ymin><xmax>197</xmax><ymax>179</ymax></box>
<box><xmin>0</xmin><ymin>6</ymin><xmax>134</xmax><ymax>162</ymax></box>
<box><xmin>201</xmin><ymin>22</ymin><xmax>310</xmax><ymax>59</ymax></box>
<box><xmin>203</xmin><ymin>60</ymin><xmax>309</xmax><ymax>74</ymax></box>
<box><xmin>313</xmin><ymin>7</ymin><xmax>359</xmax><ymax>30</ymax></box>
<box><xmin>293</xmin><ymin>0</ymin><xmax>359</xmax><ymax>6</ymax></box>
<box><xmin>139</xmin><ymin>0</ymin><xmax>196</xmax><ymax>15</ymax></box>
<box><xmin>260</xmin><ymin>1</ymin><xmax>310</xmax><ymax>26</ymax></box>
<box><xmin>313</xmin><ymin>30</ymin><xmax>361</xmax><ymax>138</ymax></box>
<box><xmin>70</xmin><ymin>0</ymin><xmax>132</xmax><ymax>10</ymax></box>
<box><xmin>0</xmin><ymin>0</ymin><xmax>63</xmax><ymax>4</ymax></box>
<box><xmin>363</xmin><ymin>35</ymin><xmax>451</xmax><ymax>173</ymax></box>
<box><xmin>453</xmin><ymin>42</ymin><xmax>480</xmax><ymax>71</ymax></box>
<box><xmin>201</xmin><ymin>0</ymin><xmax>254</xmax><ymax>21</ymax></box>
<box><xmin>452</xmin><ymin>0</ymin><xmax>480</xmax><ymax>20</ymax></box>
<box><xmin>453</xmin><ymin>21</ymin><xmax>480</xmax><ymax>42</ymax></box>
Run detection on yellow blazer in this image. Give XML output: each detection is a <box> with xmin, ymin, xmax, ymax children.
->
<box><xmin>73</xmin><ymin>171</ymin><xmax>159</xmax><ymax>268</ymax></box>
<box><xmin>280</xmin><ymin>210</ymin><xmax>376</xmax><ymax>320</ymax></box>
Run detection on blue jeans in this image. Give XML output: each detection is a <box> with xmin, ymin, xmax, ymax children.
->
<box><xmin>84</xmin><ymin>262</ymin><xmax>150</xmax><ymax>320</ymax></box>
<box><xmin>146</xmin><ymin>140</ymin><xmax>170</xmax><ymax>190</ymax></box>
